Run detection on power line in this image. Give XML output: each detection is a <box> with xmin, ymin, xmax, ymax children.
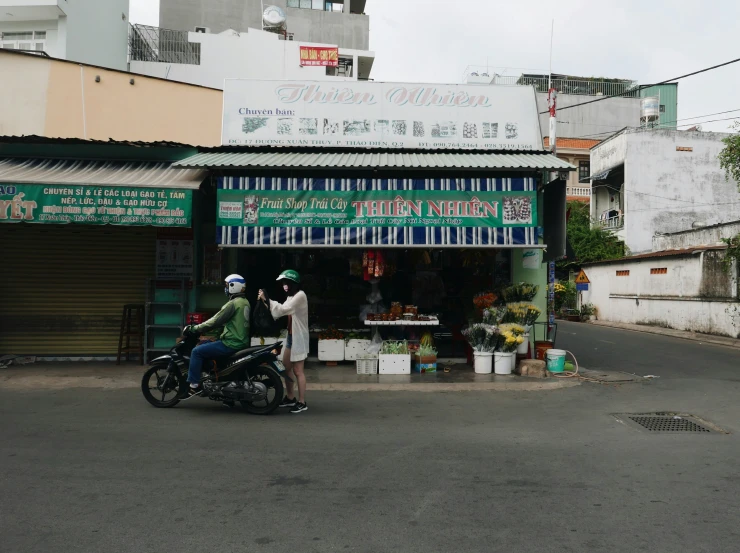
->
<box><xmin>538</xmin><ymin>56</ymin><xmax>740</xmax><ymax>115</ymax></box>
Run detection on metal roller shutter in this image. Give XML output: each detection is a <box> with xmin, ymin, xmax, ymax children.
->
<box><xmin>0</xmin><ymin>224</ymin><xmax>156</xmax><ymax>357</ymax></box>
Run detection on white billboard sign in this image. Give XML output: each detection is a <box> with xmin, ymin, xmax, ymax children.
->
<box><xmin>222</xmin><ymin>80</ymin><xmax>544</xmax><ymax>151</ymax></box>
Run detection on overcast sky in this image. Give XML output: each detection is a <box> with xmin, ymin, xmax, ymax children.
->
<box><xmin>130</xmin><ymin>0</ymin><xmax>740</xmax><ymax>134</ymax></box>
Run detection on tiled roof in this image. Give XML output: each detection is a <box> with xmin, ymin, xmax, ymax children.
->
<box><xmin>582</xmin><ymin>245</ymin><xmax>727</xmax><ymax>266</ymax></box>
<box><xmin>543</xmin><ymin>138</ymin><xmax>601</xmax><ymax>150</ymax></box>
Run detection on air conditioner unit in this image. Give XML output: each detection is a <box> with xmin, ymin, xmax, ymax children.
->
<box><xmin>194</xmin><ymin>26</ymin><xmax>210</xmax><ymax>33</ymax></box>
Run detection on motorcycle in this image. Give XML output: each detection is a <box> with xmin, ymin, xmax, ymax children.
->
<box><xmin>141</xmin><ymin>331</ymin><xmax>288</xmax><ymax>415</ymax></box>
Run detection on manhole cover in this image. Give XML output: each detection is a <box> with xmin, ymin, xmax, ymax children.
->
<box><xmin>613</xmin><ymin>413</ymin><xmax>727</xmax><ymax>434</ymax></box>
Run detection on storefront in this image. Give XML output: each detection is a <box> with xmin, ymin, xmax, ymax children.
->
<box><xmin>172</xmin><ymin>79</ymin><xmax>573</xmax><ymax>363</ymax></box>
<box><xmin>0</xmin><ymin>151</ymin><xmax>206</xmax><ymax>359</ymax></box>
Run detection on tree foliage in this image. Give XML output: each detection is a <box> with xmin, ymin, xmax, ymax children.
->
<box><xmin>558</xmin><ymin>201</ymin><xmax>625</xmax><ymax>269</ymax></box>
<box><xmin>718</xmin><ymin>121</ymin><xmax>740</xmax><ymax>188</ymax></box>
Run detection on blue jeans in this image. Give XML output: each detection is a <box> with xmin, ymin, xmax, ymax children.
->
<box><xmin>188</xmin><ymin>340</ymin><xmax>237</xmax><ymax>384</ymax></box>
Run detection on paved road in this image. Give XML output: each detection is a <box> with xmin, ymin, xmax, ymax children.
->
<box><xmin>2</xmin><ymin>324</ymin><xmax>740</xmax><ymax>553</ymax></box>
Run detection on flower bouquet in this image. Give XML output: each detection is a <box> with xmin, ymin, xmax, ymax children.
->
<box><xmin>462</xmin><ymin>323</ymin><xmax>500</xmax><ymax>353</ymax></box>
<box><xmin>502</xmin><ymin>282</ymin><xmax>540</xmax><ymax>303</ymax></box>
<box><xmin>502</xmin><ymin>303</ymin><xmax>541</xmax><ymax>327</ymax></box>
<box><xmin>483</xmin><ymin>305</ymin><xmax>507</xmax><ymax>325</ymax></box>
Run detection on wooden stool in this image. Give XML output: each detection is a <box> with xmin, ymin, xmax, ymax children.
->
<box><xmin>117</xmin><ymin>304</ymin><xmax>144</xmax><ymax>365</ymax></box>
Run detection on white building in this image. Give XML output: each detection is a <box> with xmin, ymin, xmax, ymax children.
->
<box><xmin>129</xmin><ymin>25</ymin><xmax>374</xmax><ymax>90</ymax></box>
<box><xmin>0</xmin><ymin>0</ymin><xmax>130</xmax><ymax>70</ymax></box>
<box><xmin>588</xmin><ymin>128</ymin><xmax>740</xmax><ymax>254</ymax></box>
<box><xmin>159</xmin><ymin>0</ymin><xmax>369</xmax><ymax>51</ymax></box>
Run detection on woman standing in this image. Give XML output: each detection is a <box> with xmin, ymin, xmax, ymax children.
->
<box><xmin>258</xmin><ymin>270</ymin><xmax>309</xmax><ymax>414</ymax></box>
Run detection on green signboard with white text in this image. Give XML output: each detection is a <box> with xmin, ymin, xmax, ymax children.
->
<box><xmin>0</xmin><ymin>184</ymin><xmax>192</xmax><ymax>226</ymax></box>
<box><xmin>217</xmin><ymin>189</ymin><xmax>536</xmax><ymax>228</ymax></box>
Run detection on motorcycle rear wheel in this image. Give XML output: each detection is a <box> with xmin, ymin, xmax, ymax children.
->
<box><xmin>141</xmin><ymin>365</ymin><xmax>185</xmax><ymax>408</ymax></box>
<box><xmin>240</xmin><ymin>365</ymin><xmax>284</xmax><ymax>415</ymax></box>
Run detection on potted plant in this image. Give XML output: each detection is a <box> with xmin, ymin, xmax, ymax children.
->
<box><xmin>414</xmin><ymin>343</ymin><xmax>438</xmax><ymax>373</ymax></box>
<box><xmin>580</xmin><ymin>303</ymin><xmax>597</xmax><ymax>322</ymax></box>
<box><xmin>379</xmin><ymin>340</ymin><xmax>411</xmax><ymax>375</ymax></box>
<box><xmin>462</xmin><ymin>324</ymin><xmax>500</xmax><ymax>374</ymax></box>
<box><xmin>318</xmin><ymin>326</ymin><xmax>345</xmax><ymax>362</ymax></box>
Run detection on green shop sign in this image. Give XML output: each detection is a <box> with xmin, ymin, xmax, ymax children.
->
<box><xmin>0</xmin><ymin>184</ymin><xmax>192</xmax><ymax>227</ymax></box>
<box><xmin>217</xmin><ymin>189</ymin><xmax>536</xmax><ymax>228</ymax></box>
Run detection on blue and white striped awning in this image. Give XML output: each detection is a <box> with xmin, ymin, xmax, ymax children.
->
<box><xmin>217</xmin><ymin>176</ymin><xmax>539</xmax><ymax>248</ymax></box>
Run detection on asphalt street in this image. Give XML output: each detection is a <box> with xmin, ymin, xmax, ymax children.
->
<box><xmin>2</xmin><ymin>322</ymin><xmax>740</xmax><ymax>553</ymax></box>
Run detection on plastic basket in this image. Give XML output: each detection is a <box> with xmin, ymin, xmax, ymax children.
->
<box><xmin>356</xmin><ymin>357</ymin><xmax>379</xmax><ymax>375</ymax></box>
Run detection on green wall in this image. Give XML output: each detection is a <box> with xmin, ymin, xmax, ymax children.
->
<box><xmin>640</xmin><ymin>84</ymin><xmax>678</xmax><ymax>129</ymax></box>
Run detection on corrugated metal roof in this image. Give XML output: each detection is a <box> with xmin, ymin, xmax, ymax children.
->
<box><xmin>173</xmin><ymin>151</ymin><xmax>575</xmax><ymax>171</ymax></box>
<box><xmin>0</xmin><ymin>158</ymin><xmax>207</xmax><ymax>189</ymax></box>
<box><xmin>0</xmin><ymin>134</ymin><xmax>197</xmax><ymax>149</ymax></box>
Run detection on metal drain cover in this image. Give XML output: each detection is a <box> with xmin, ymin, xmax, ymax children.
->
<box><xmin>613</xmin><ymin>413</ymin><xmax>727</xmax><ymax>434</ymax></box>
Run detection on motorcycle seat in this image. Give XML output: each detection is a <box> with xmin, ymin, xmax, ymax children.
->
<box><xmin>228</xmin><ymin>342</ymin><xmax>282</xmax><ymax>360</ymax></box>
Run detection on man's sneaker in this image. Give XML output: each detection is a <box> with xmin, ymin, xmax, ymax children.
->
<box><xmin>290</xmin><ymin>402</ymin><xmax>308</xmax><ymax>414</ymax></box>
<box><xmin>183</xmin><ymin>384</ymin><xmax>203</xmax><ymax>399</ymax></box>
<box><xmin>280</xmin><ymin>396</ymin><xmax>298</xmax><ymax>408</ymax></box>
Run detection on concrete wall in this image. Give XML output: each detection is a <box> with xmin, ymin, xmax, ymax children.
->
<box><xmin>130</xmin><ymin>29</ymin><xmax>368</xmax><ymax>90</ymax></box>
<box><xmin>623</xmin><ymin>130</ymin><xmax>740</xmax><ymax>254</ymax></box>
<box><xmin>0</xmin><ymin>0</ymin><xmax>129</xmax><ymax>70</ymax></box>
<box><xmin>61</xmin><ymin>0</ymin><xmax>129</xmax><ymax>70</ymax></box>
<box><xmin>0</xmin><ymin>51</ymin><xmax>222</xmax><ymax>146</ymax></box>
<box><xmin>535</xmin><ymin>93</ymin><xmax>639</xmax><ymax>139</ymax></box>
<box><xmin>582</xmin><ymin>252</ymin><xmax>740</xmax><ymax>338</ymax></box>
<box><xmin>654</xmin><ymin>220</ymin><xmax>740</xmax><ymax>251</ymax></box>
<box><xmin>159</xmin><ymin>0</ymin><xmax>370</xmax><ymax>50</ymax></box>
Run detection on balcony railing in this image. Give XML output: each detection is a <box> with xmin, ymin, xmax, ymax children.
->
<box><xmin>129</xmin><ymin>24</ymin><xmax>201</xmax><ymax>65</ymax></box>
<box><xmin>596</xmin><ymin>215</ymin><xmax>624</xmax><ymax>230</ymax></box>
<box><xmin>568</xmin><ymin>187</ymin><xmax>591</xmax><ymax>197</ymax></box>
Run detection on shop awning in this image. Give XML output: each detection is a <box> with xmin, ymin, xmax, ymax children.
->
<box><xmin>0</xmin><ymin>158</ymin><xmax>207</xmax><ymax>189</ymax></box>
<box><xmin>174</xmin><ymin>151</ymin><xmax>575</xmax><ymax>171</ymax></box>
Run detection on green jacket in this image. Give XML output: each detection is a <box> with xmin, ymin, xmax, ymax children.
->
<box><xmin>193</xmin><ymin>295</ymin><xmax>251</xmax><ymax>350</ymax></box>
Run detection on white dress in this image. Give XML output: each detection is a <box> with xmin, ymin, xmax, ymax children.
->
<box><xmin>270</xmin><ymin>290</ymin><xmax>309</xmax><ymax>362</ymax></box>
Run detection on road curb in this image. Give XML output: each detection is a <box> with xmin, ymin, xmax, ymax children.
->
<box><xmin>0</xmin><ymin>375</ymin><xmax>580</xmax><ymax>392</ymax></box>
<box><xmin>587</xmin><ymin>320</ymin><xmax>740</xmax><ymax>350</ymax></box>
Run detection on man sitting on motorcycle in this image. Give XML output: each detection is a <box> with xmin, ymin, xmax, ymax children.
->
<box><xmin>183</xmin><ymin>274</ymin><xmax>251</xmax><ymax>398</ymax></box>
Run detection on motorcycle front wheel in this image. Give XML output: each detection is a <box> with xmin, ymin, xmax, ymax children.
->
<box><xmin>240</xmin><ymin>365</ymin><xmax>285</xmax><ymax>415</ymax></box>
<box><xmin>141</xmin><ymin>365</ymin><xmax>185</xmax><ymax>408</ymax></box>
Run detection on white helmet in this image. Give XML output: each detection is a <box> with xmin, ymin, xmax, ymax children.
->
<box><xmin>224</xmin><ymin>274</ymin><xmax>246</xmax><ymax>296</ymax></box>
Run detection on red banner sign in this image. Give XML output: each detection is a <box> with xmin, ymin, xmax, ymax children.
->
<box><xmin>299</xmin><ymin>46</ymin><xmax>338</xmax><ymax>67</ymax></box>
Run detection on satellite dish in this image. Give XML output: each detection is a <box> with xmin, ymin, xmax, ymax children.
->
<box><xmin>263</xmin><ymin>5</ymin><xmax>286</xmax><ymax>28</ymax></box>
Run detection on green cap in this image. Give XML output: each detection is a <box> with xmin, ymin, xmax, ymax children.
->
<box><xmin>276</xmin><ymin>269</ymin><xmax>301</xmax><ymax>284</ymax></box>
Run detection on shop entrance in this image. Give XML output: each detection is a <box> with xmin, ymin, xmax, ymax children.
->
<box><xmin>0</xmin><ymin>224</ymin><xmax>156</xmax><ymax>358</ymax></box>
<box><xmin>230</xmin><ymin>248</ymin><xmax>512</xmax><ymax>359</ymax></box>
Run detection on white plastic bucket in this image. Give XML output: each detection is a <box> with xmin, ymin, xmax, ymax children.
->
<box><xmin>517</xmin><ymin>332</ymin><xmax>530</xmax><ymax>355</ymax></box>
<box><xmin>494</xmin><ymin>351</ymin><xmax>513</xmax><ymax>375</ymax></box>
<box><xmin>474</xmin><ymin>352</ymin><xmax>493</xmax><ymax>374</ymax></box>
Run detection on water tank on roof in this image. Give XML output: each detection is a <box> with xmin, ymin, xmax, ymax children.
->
<box><xmin>641</xmin><ymin>96</ymin><xmax>660</xmax><ymax>124</ymax></box>
<box><xmin>263</xmin><ymin>5</ymin><xmax>287</xmax><ymax>28</ymax></box>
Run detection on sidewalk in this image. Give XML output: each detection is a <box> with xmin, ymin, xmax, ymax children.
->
<box><xmin>588</xmin><ymin>320</ymin><xmax>740</xmax><ymax>350</ymax></box>
<box><xmin>0</xmin><ymin>361</ymin><xmax>580</xmax><ymax>392</ymax></box>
